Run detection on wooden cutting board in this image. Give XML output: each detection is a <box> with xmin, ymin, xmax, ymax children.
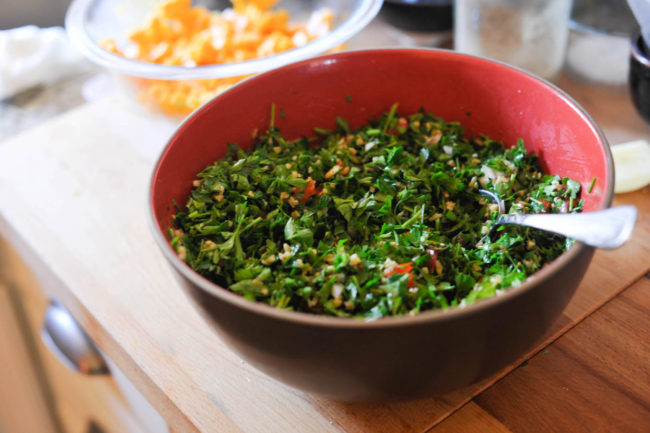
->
<box><xmin>0</xmin><ymin>93</ymin><xmax>647</xmax><ymax>433</ymax></box>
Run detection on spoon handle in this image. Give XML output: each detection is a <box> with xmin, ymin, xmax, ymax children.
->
<box><xmin>499</xmin><ymin>205</ymin><xmax>638</xmax><ymax>249</ymax></box>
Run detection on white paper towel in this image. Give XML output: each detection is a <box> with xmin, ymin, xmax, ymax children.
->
<box><xmin>0</xmin><ymin>25</ymin><xmax>90</xmax><ymax>99</ymax></box>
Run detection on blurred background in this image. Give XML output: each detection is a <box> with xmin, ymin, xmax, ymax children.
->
<box><xmin>0</xmin><ymin>1</ymin><xmax>646</xmax><ymax>433</ymax></box>
<box><xmin>0</xmin><ymin>0</ymin><xmax>71</xmax><ymax>29</ymax></box>
<box><xmin>0</xmin><ymin>0</ymin><xmax>638</xmax><ymax>143</ymax></box>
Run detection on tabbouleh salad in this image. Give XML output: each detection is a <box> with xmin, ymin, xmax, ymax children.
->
<box><xmin>170</xmin><ymin>105</ymin><xmax>583</xmax><ymax>319</ymax></box>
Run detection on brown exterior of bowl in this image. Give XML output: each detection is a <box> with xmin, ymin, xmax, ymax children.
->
<box><xmin>149</xmin><ymin>49</ymin><xmax>613</xmax><ymax>402</ymax></box>
<box><xmin>175</xmin><ymin>247</ymin><xmax>593</xmax><ymax>401</ymax></box>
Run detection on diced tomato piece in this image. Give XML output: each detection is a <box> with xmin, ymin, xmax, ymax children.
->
<box><xmin>292</xmin><ymin>176</ymin><xmax>319</xmax><ymax>203</ymax></box>
<box><xmin>427</xmin><ymin>249</ymin><xmax>437</xmax><ymax>273</ymax></box>
<box><xmin>386</xmin><ymin>262</ymin><xmax>416</xmax><ymax>288</ymax></box>
<box><xmin>388</xmin><ymin>117</ymin><xmax>409</xmax><ymax>136</ymax></box>
<box><xmin>397</xmin><ymin>117</ymin><xmax>408</xmax><ymax>129</ymax></box>
<box><xmin>388</xmin><ymin>262</ymin><xmax>412</xmax><ymax>275</ymax></box>
<box><xmin>300</xmin><ymin>177</ymin><xmax>317</xmax><ymax>202</ymax></box>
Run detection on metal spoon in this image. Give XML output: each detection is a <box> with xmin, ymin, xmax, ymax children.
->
<box><xmin>478</xmin><ymin>189</ymin><xmax>637</xmax><ymax>249</ymax></box>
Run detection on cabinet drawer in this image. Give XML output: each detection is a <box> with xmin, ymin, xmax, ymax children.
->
<box><xmin>0</xmin><ymin>239</ymin><xmax>156</xmax><ymax>433</ymax></box>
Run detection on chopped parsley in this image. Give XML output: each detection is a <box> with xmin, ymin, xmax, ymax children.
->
<box><xmin>588</xmin><ymin>176</ymin><xmax>596</xmax><ymax>193</ymax></box>
<box><xmin>171</xmin><ymin>106</ymin><xmax>583</xmax><ymax>319</ymax></box>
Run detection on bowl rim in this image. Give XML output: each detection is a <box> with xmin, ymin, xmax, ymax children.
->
<box><xmin>65</xmin><ymin>0</ymin><xmax>383</xmax><ymax>80</ymax></box>
<box><xmin>147</xmin><ymin>48</ymin><xmax>614</xmax><ymax>329</ymax></box>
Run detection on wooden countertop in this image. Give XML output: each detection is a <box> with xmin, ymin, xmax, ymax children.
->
<box><xmin>0</xmin><ymin>58</ymin><xmax>648</xmax><ymax>433</ymax></box>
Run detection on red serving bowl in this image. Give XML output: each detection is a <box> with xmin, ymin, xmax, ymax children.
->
<box><xmin>149</xmin><ymin>49</ymin><xmax>613</xmax><ymax>401</ymax></box>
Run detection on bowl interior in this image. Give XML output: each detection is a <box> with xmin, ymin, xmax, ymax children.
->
<box><xmin>152</xmin><ymin>49</ymin><xmax>612</xmax><ymax>238</ymax></box>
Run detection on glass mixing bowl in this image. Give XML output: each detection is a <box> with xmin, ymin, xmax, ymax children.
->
<box><xmin>66</xmin><ymin>0</ymin><xmax>382</xmax><ymax>116</ymax></box>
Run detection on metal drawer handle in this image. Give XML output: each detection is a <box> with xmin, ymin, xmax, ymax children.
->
<box><xmin>41</xmin><ymin>301</ymin><xmax>109</xmax><ymax>375</ymax></box>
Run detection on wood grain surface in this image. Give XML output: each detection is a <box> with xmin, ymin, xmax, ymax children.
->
<box><xmin>463</xmin><ymin>275</ymin><xmax>650</xmax><ymax>433</ymax></box>
<box><xmin>0</xmin><ymin>74</ymin><xmax>648</xmax><ymax>432</ymax></box>
<box><xmin>431</xmin><ymin>403</ymin><xmax>513</xmax><ymax>433</ymax></box>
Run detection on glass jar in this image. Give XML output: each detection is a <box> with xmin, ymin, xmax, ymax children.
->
<box><xmin>454</xmin><ymin>0</ymin><xmax>573</xmax><ymax>81</ymax></box>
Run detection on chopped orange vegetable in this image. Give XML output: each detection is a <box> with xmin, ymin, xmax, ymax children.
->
<box><xmin>101</xmin><ymin>0</ymin><xmax>335</xmax><ymax>116</ymax></box>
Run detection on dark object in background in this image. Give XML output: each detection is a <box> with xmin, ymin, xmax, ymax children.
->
<box><xmin>381</xmin><ymin>0</ymin><xmax>453</xmax><ymax>32</ymax></box>
<box><xmin>630</xmin><ymin>31</ymin><xmax>650</xmax><ymax>124</ymax></box>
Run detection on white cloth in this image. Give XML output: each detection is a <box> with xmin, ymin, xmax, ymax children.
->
<box><xmin>0</xmin><ymin>26</ymin><xmax>90</xmax><ymax>99</ymax></box>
